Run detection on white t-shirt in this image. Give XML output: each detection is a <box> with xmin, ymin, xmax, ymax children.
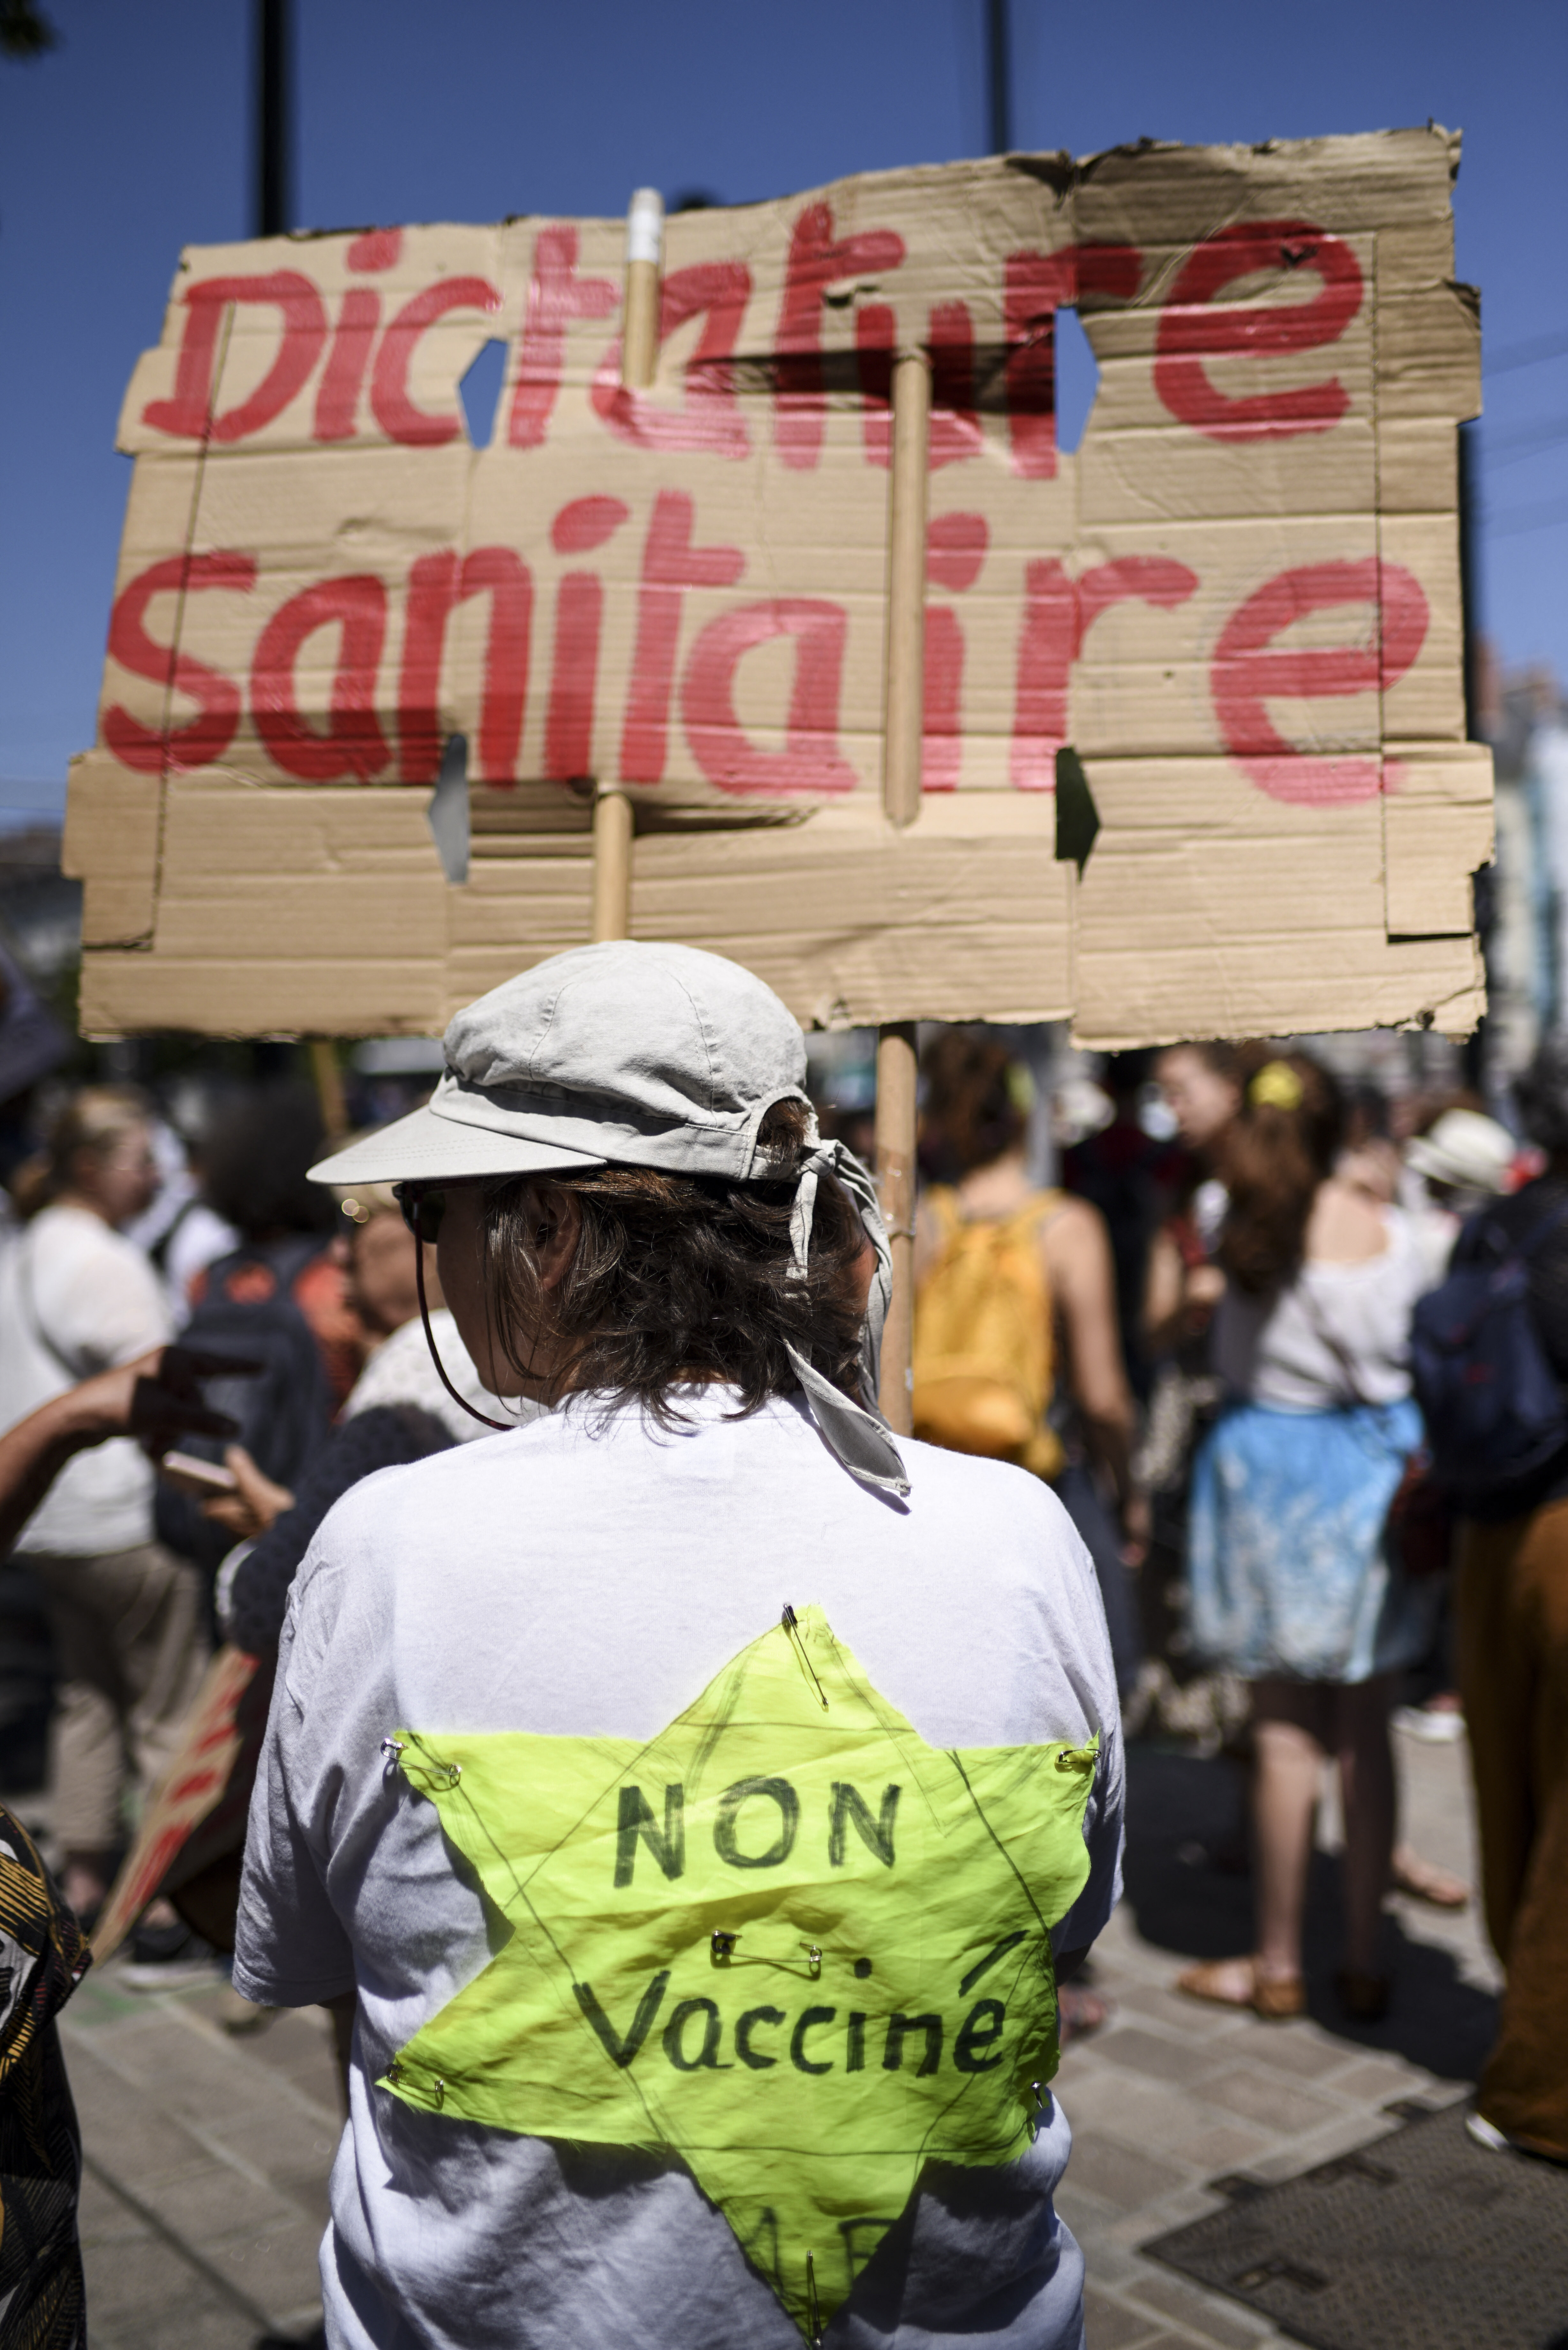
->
<box><xmin>0</xmin><ymin>1204</ymin><xmax>174</xmax><ymax>1554</ymax></box>
<box><xmin>236</xmin><ymin>1389</ymin><xmax>1123</xmax><ymax>2350</ymax></box>
<box><xmin>1212</xmin><ymin>1207</ymin><xmax>1429</xmax><ymax>1412</ymax></box>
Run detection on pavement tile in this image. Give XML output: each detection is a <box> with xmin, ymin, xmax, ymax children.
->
<box><xmin>64</xmin><ymin>2044</ymin><xmax>215</xmax><ymax>2181</ymax></box>
<box><xmin>1121</xmin><ymin>2270</ymin><xmax>1275</xmax><ymax>2346</ymax></box>
<box><xmin>1214</xmin><ymin>2023</ymin><xmax>1351</xmax><ymax>2081</ymax></box>
<box><xmin>1123</xmin><ymin>2332</ymin><xmax>1233</xmax><ymax>2350</ymax></box>
<box><xmin>1161</xmin><ymin>2122</ymin><xmax>1276</xmax><ymax>2172</ymax></box>
<box><xmin>1066</xmin><ymin>2133</ymin><xmax>1193</xmax><ymax>2212</ymax></box>
<box><xmin>77</xmin><ymin>2163</ymin><xmax>148</xmax><ymax>2248</ymax></box>
<box><xmin>205</xmin><ymin>2214</ymin><xmax>326</xmax><ymax>2317</ymax></box>
<box><xmin>1111</xmin><ymin>1984</ymin><xmax>1256</xmax><ymax>2043</ymax></box>
<box><xmin>1240</xmin><ymin>2106</ymin><xmax>1401</xmax><ymax>2181</ymax></box>
<box><xmin>1091</xmin><ymin>2028</ymin><xmax>1219</xmax><ymax>2088</ymax></box>
<box><xmin>1083</xmin><ymin>2283</ymin><xmax>1165</xmax><ymax>2346</ymax></box>
<box><xmin>1190</xmin><ymin>2067</ymin><xmax>1343</xmax><ymax>2136</ymax></box>
<box><xmin>197</xmin><ymin>2098</ymin><xmax>341</xmax><ymax>2191</ymax></box>
<box><xmin>77</xmin><ymin>2224</ymin><xmax>244</xmax><ymax>2336</ymax></box>
<box><xmin>135</xmin><ymin>2159</ymin><xmax>298</xmax><ymax>2249</ymax></box>
<box><xmin>1322</xmin><ymin>2054</ymin><xmax>1431</xmax><ymax>2104</ymax></box>
<box><xmin>1057</xmin><ymin>2070</ymin><xmax>1212</xmax><ymax>2156</ymax></box>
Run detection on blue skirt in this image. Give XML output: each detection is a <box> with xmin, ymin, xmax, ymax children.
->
<box><xmin>1187</xmin><ymin>1397</ymin><xmax>1435</xmax><ymax>1684</ymax></box>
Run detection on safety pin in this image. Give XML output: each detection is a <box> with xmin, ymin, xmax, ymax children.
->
<box><xmin>711</xmin><ymin>1930</ymin><xmax>741</xmax><ymax>1963</ymax></box>
<box><xmin>806</xmin><ymin>2250</ymin><xmax>823</xmax><ymax>2347</ymax></box>
<box><xmin>380</xmin><ymin>1738</ymin><xmax>406</xmax><ymax>1762</ymax></box>
<box><xmin>802</xmin><ymin>1942</ymin><xmax>822</xmax><ymax>1978</ymax></box>
<box><xmin>781</xmin><ymin>1604</ymin><xmax>828</xmax><ymax>1711</ymax></box>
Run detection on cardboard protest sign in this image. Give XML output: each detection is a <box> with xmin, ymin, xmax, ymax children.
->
<box><xmin>66</xmin><ymin>129</ymin><xmax>1490</xmax><ymax>1046</ymax></box>
<box><xmin>92</xmin><ymin>1644</ymin><xmax>269</xmax><ymax>1964</ymax></box>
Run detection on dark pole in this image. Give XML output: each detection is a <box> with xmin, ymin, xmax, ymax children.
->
<box><xmin>1458</xmin><ymin>414</ymin><xmax>1493</xmax><ymax>1090</ymax></box>
<box><xmin>255</xmin><ymin>0</ymin><xmax>290</xmax><ymax>237</ymax></box>
<box><xmin>1459</xmin><ymin>420</ymin><xmax>1481</xmax><ymax>740</ymax></box>
<box><xmin>986</xmin><ymin>0</ymin><xmax>1011</xmax><ymax>154</ymax></box>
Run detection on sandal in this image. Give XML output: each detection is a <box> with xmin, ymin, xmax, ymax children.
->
<box><xmin>1176</xmin><ymin>1957</ymin><xmax>1305</xmax><ymax>2020</ymax></box>
<box><xmin>1391</xmin><ymin>1844</ymin><xmax>1468</xmax><ymax>1911</ymax></box>
<box><xmin>1057</xmin><ymin>1985</ymin><xmax>1110</xmax><ymax>2048</ymax></box>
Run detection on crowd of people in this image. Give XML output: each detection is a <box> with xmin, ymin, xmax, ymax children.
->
<box><xmin>0</xmin><ymin>951</ymin><xmax>1563</xmax><ymax>2348</ymax></box>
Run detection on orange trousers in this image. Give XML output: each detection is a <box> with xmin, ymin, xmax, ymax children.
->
<box><xmin>1457</xmin><ymin>1499</ymin><xmax>1568</xmax><ymax>2159</ymax></box>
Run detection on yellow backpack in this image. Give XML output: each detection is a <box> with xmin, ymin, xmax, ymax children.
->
<box><xmin>911</xmin><ymin>1187</ymin><xmax>1064</xmax><ymax>1481</ymax></box>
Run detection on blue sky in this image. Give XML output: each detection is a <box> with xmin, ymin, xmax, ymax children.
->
<box><xmin>2</xmin><ymin>0</ymin><xmax>1565</xmax><ymax>822</ymax></box>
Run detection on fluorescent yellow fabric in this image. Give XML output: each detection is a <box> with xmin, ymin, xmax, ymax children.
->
<box><xmin>384</xmin><ymin>1605</ymin><xmax>1097</xmax><ymax>2341</ymax></box>
<box><xmin>912</xmin><ymin>1189</ymin><xmax>1065</xmax><ymax>1482</ymax></box>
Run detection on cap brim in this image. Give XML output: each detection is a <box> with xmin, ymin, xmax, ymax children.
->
<box><xmin>309</xmin><ymin>1101</ymin><xmax>606</xmax><ymax>1186</ymax></box>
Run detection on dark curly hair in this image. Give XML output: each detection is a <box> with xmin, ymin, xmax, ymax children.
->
<box><xmin>473</xmin><ymin>1102</ymin><xmax>870</xmax><ymax>1422</ymax></box>
<box><xmin>920</xmin><ymin>1029</ymin><xmax>1026</xmax><ymax>1181</ymax></box>
<box><xmin>202</xmin><ymin>1081</ymin><xmax>337</xmax><ymax>1240</ymax></box>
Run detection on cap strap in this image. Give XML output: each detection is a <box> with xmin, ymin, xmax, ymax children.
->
<box><xmin>786</xmin><ymin>1138</ymin><xmax>908</xmax><ymax>1500</ymax></box>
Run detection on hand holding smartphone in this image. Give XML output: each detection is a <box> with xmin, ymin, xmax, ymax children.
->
<box><xmin>159</xmin><ymin>1450</ymin><xmax>240</xmax><ymax>1499</ymax></box>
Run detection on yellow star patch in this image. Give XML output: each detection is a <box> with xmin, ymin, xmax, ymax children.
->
<box><xmin>383</xmin><ymin>1604</ymin><xmax>1097</xmax><ymax>2341</ymax></box>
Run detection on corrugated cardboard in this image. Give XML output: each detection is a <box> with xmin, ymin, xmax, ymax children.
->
<box><xmin>66</xmin><ymin>131</ymin><xmax>1489</xmax><ymax>1043</ymax></box>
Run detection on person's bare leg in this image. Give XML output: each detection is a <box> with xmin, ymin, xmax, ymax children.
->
<box><xmin>1252</xmin><ymin>1712</ymin><xmax>1322</xmax><ymax>1980</ymax></box>
<box><xmin>1334</xmin><ymin>1673</ymin><xmax>1397</xmax><ymax>1976</ymax></box>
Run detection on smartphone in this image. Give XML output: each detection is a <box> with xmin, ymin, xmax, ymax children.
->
<box><xmin>159</xmin><ymin>1451</ymin><xmax>238</xmax><ymax>1498</ymax></box>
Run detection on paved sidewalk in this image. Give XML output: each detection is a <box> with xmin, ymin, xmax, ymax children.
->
<box><xmin>48</xmin><ymin>1718</ymin><xmax>1496</xmax><ymax>2350</ymax></box>
<box><xmin>1055</xmin><ymin>1720</ymin><xmax>1498</xmax><ymax>2349</ymax></box>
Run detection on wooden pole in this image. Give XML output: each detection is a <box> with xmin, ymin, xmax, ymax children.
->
<box><xmin>875</xmin><ymin>349</ymin><xmax>931</xmax><ymax>1433</ymax></box>
<box><xmin>590</xmin><ymin>189</ymin><xmax>664</xmax><ymax>944</ymax></box>
<box><xmin>622</xmin><ymin>186</ymin><xmax>663</xmax><ymax>392</ymax></box>
<box><xmin>591</xmin><ymin>789</ymin><xmax>634</xmax><ymax>943</ymax></box>
<box><xmin>881</xmin><ymin>350</ymin><xmax>931</xmax><ymax>830</ymax></box>
<box><xmin>308</xmin><ymin>1037</ymin><xmax>348</xmax><ymax>1143</ymax></box>
<box><xmin>875</xmin><ymin>1023</ymin><xmax>918</xmax><ymax>1432</ymax></box>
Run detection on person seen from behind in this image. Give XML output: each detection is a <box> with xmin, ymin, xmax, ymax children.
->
<box><xmin>211</xmin><ymin>1173</ymin><xmax>518</xmax><ymax>1656</ymax></box>
<box><xmin>1178</xmin><ymin>1050</ymin><xmax>1435</xmax><ymax>2022</ymax></box>
<box><xmin>914</xmin><ymin>1028</ymin><xmax>1143</xmax><ymax>1699</ymax></box>
<box><xmin>149</xmin><ymin>1176</ymin><xmax>515</xmax><ymax>2014</ymax></box>
<box><xmin>1442</xmin><ymin>1032</ymin><xmax>1568</xmax><ymax>2162</ymax></box>
<box><xmin>0</xmin><ymin>1341</ymin><xmax>241</xmax><ymax>2345</ymax></box>
<box><xmin>234</xmin><ymin>942</ymin><xmax>1123</xmax><ymax>2350</ymax></box>
<box><xmin>0</xmin><ymin>1089</ymin><xmax>208</xmax><ymax>1937</ymax></box>
<box><xmin>156</xmin><ymin>1081</ymin><xmax>358</xmax><ymax>1586</ymax></box>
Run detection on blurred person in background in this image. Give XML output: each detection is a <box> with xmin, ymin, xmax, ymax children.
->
<box><xmin>1403</xmin><ymin>1103</ymin><xmax>1517</xmax><ymax>1284</ymax></box>
<box><xmin>1177</xmin><ymin>1051</ymin><xmax>1436</xmax><ymax>2022</ymax></box>
<box><xmin>0</xmin><ymin>943</ymin><xmax>69</xmax><ymax>1216</ymax></box>
<box><xmin>156</xmin><ymin>1081</ymin><xmax>357</xmax><ymax>1588</ymax></box>
<box><xmin>150</xmin><ymin>1176</ymin><xmax>517</xmax><ymax>2016</ymax></box>
<box><xmin>0</xmin><ymin>1343</ymin><xmax>239</xmax><ymax>2343</ymax></box>
<box><xmin>210</xmin><ymin>1172</ymin><xmax>519</xmax><ymax>1660</ymax></box>
<box><xmin>1444</xmin><ymin>1032</ymin><xmax>1568</xmax><ymax>2162</ymax></box>
<box><xmin>1135</xmin><ymin>1042</ymin><xmax>1245</xmax><ymax>1746</ymax></box>
<box><xmin>1336</xmin><ymin>1080</ymin><xmax>1402</xmax><ymax>1209</ymax></box>
<box><xmin>1388</xmin><ymin>1102</ymin><xmax>1518</xmax><ymax>1762</ymax></box>
<box><xmin>0</xmin><ymin>1089</ymin><xmax>206</xmax><ymax>1932</ymax></box>
<box><xmin>1062</xmin><ymin>1050</ymin><xmax>1186</xmax><ymax>1407</ymax></box>
<box><xmin>914</xmin><ymin>1030</ymin><xmax>1142</xmax><ymax>1695</ymax></box>
<box><xmin>127</xmin><ymin>1112</ymin><xmax>241</xmax><ymax>1323</ymax></box>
